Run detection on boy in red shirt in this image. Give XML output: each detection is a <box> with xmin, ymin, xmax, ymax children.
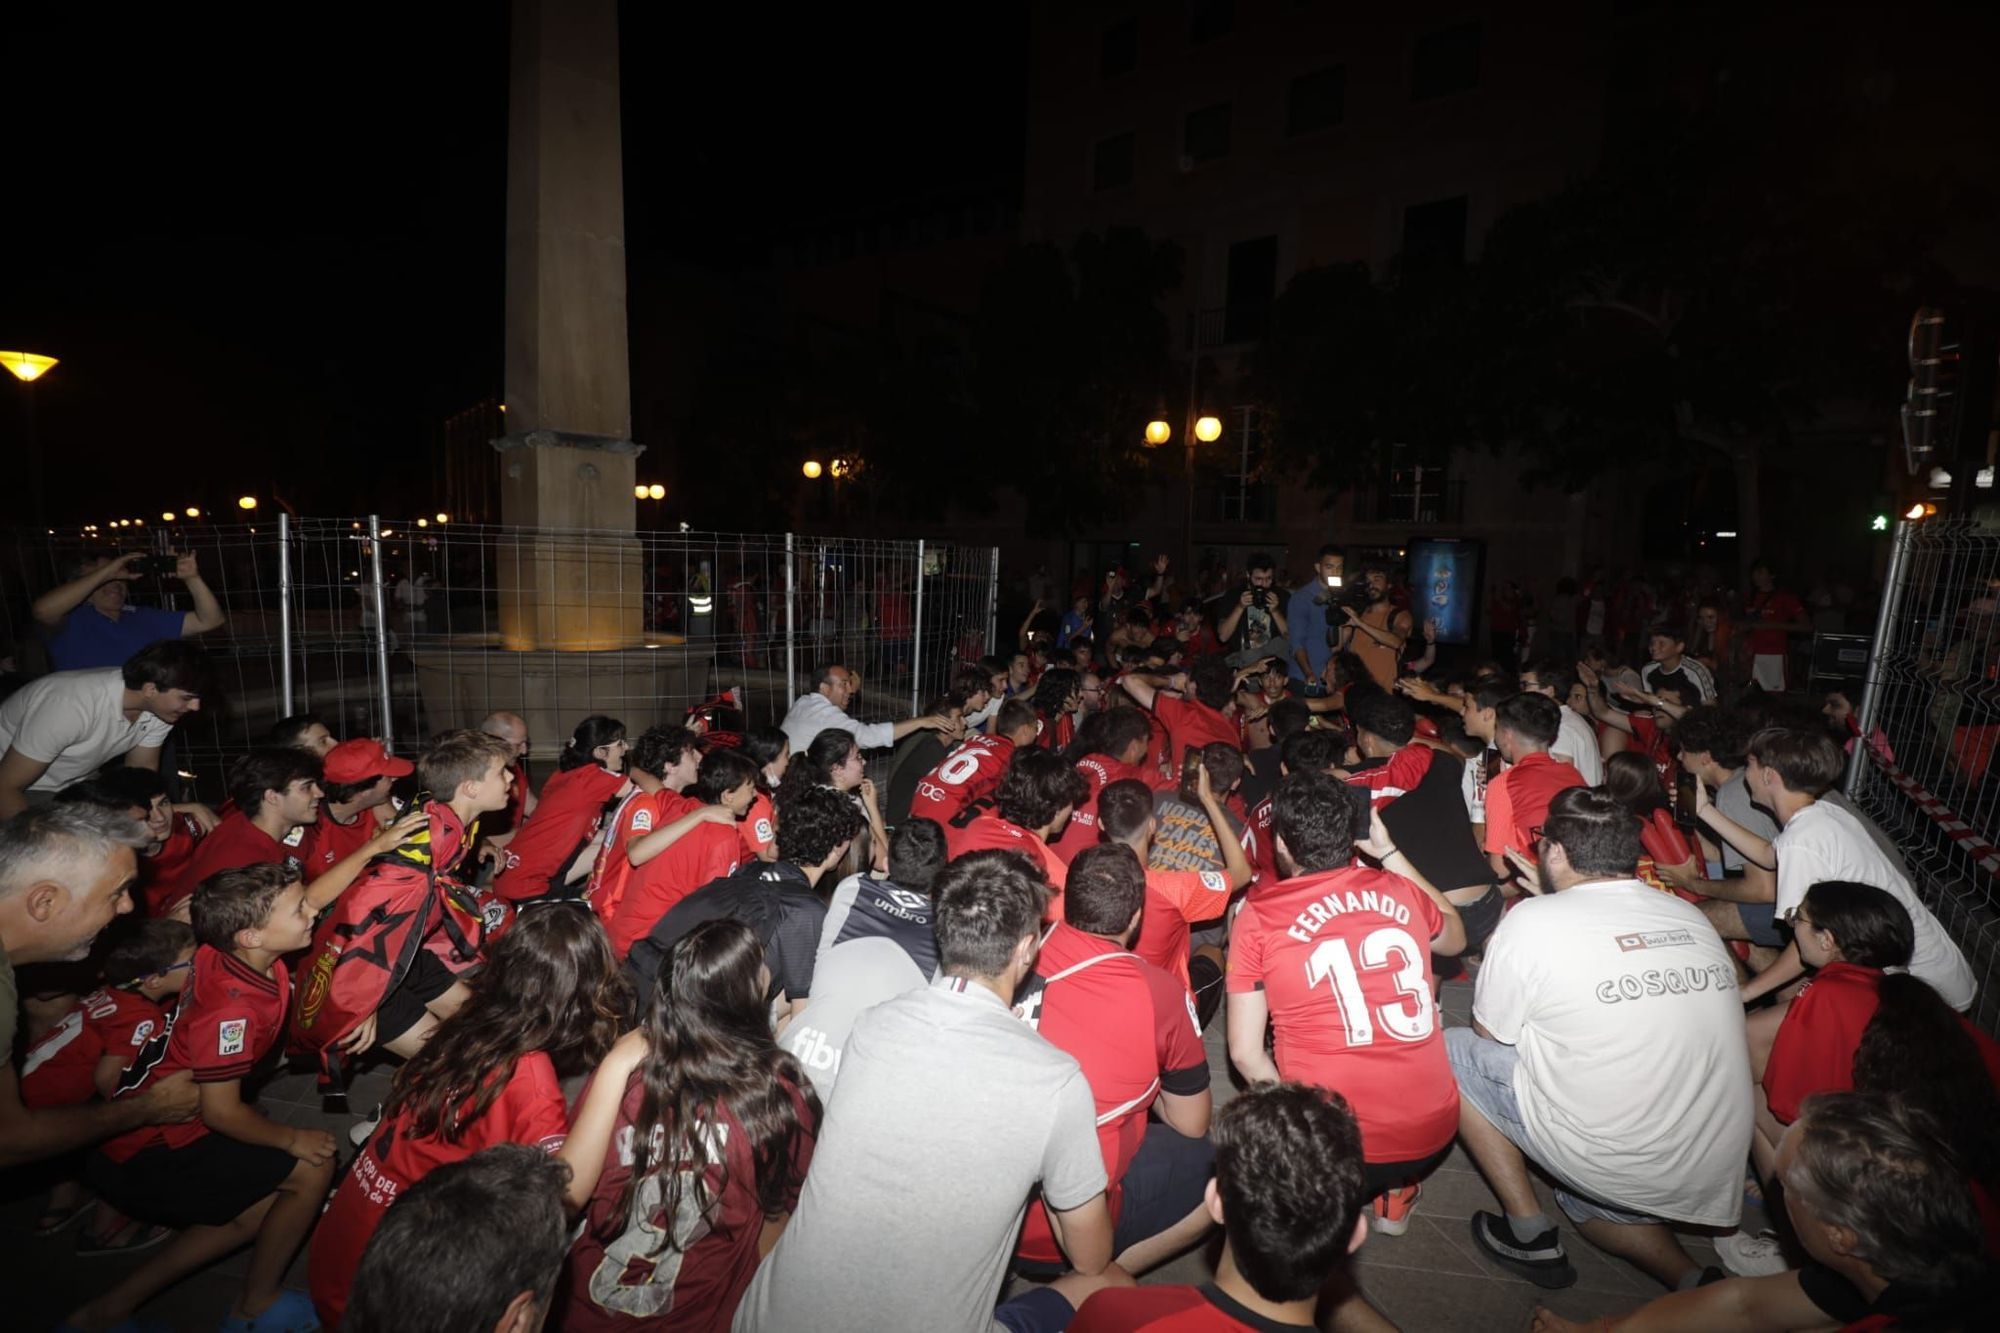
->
<box><xmin>1227</xmin><ymin>771</ymin><xmax>1466</xmax><ymax>1243</ymax></box>
<box><xmin>54</xmin><ymin>767</ymin><xmax>211</xmax><ymax>916</ymax></box>
<box><xmin>1482</xmin><ymin>693</ymin><xmax>1585</xmax><ymax>882</ymax></box>
<box><xmin>1097</xmin><ymin>772</ymin><xmax>1248</xmax><ymax>996</ymax></box>
<box><xmin>605</xmin><ymin>748</ymin><xmax>758</xmax><ymax>959</ymax></box>
<box><xmin>943</xmin><ymin>749</ymin><xmax>1086</xmax><ymax>918</ymax></box>
<box><xmin>300</xmin><ymin>737</ymin><xmax>411</xmax><ymax>879</ymax></box>
<box><xmin>909</xmin><ymin>697</ymin><xmax>1039</xmax><ymax>825</ymax></box>
<box><xmin>19</xmin><ymin>916</ymin><xmax>194</xmax><ymax>1249</ymax></box>
<box><xmin>585</xmin><ymin>725</ymin><xmax>703</xmax><ymax>922</ymax></box>
<box><xmin>1121</xmin><ymin>657</ymin><xmax>1243</xmax><ymax>763</ymax></box>
<box><xmin>1071</xmin><ymin>1082</ymin><xmax>1371</xmax><ymax>1333</ymax></box>
<box><xmin>1051</xmin><ymin>708</ymin><xmax>1160</xmax><ymax>860</ymax></box>
<box><xmin>1015</xmin><ymin>845</ymin><xmax>1214</xmax><ymax>1277</ymax></box>
<box><xmin>75</xmin><ymin>863</ymin><xmax>336</xmax><ymax>1333</ymax></box>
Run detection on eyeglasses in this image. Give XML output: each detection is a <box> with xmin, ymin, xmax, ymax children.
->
<box><xmin>154</xmin><ymin>959</ymin><xmax>194</xmax><ymax>978</ymax></box>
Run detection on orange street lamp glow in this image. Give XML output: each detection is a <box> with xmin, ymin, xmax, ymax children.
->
<box><xmin>0</xmin><ymin>351</ymin><xmax>58</xmax><ymax>382</ymax></box>
<box><xmin>648</xmin><ymin>484</ymin><xmax>665</xmax><ymax>500</ymax></box>
<box><xmin>1144</xmin><ymin>420</ymin><xmax>1172</xmax><ymax>446</ymax></box>
<box><xmin>1194</xmin><ymin>415</ymin><xmax>1223</xmax><ymax>442</ymax></box>
<box><xmin>417</xmin><ymin>518</ymin><xmax>429</xmax><ymax>528</ymax></box>
<box><xmin>184</xmin><ymin>507</ymin><xmax>200</xmax><ymax>518</ymax></box>
<box><xmin>162</xmin><ymin>511</ymin><xmax>176</xmax><ymax>521</ymax></box>
<box><xmin>802</xmin><ymin>460</ymin><xmax>823</xmax><ymax>479</ymax></box>
<box><xmin>435</xmin><ymin>513</ymin><xmax>449</xmax><ymax>523</ymax></box>
<box><xmin>634</xmin><ymin>484</ymin><xmax>649</xmax><ymax>499</ymax></box>
<box><xmin>237</xmin><ymin>495</ymin><xmax>258</xmax><ymax>511</ymax></box>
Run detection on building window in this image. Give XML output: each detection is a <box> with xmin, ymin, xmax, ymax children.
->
<box><xmin>1092</xmin><ymin>132</ymin><xmax>1136</xmax><ymax>191</ymax></box>
<box><xmin>1401</xmin><ymin>195</ymin><xmax>1469</xmax><ymax>274</ymax></box>
<box><xmin>1286</xmin><ymin>65</ymin><xmax>1345</xmax><ymax>136</ymax></box>
<box><xmin>1189</xmin><ymin>0</ymin><xmax>1234</xmax><ymax>43</ymax></box>
<box><xmin>1224</xmin><ymin>236</ymin><xmax>1278</xmax><ymax>343</ymax></box>
<box><xmin>1411</xmin><ymin>19</ymin><xmax>1481</xmax><ymax>100</ymax></box>
<box><xmin>1183</xmin><ymin>103</ymin><xmax>1231</xmax><ymax>163</ymax></box>
<box><xmin>1100</xmin><ymin>18</ymin><xmax>1137</xmax><ymax>76</ymax></box>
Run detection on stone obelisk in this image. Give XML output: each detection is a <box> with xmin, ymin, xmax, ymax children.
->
<box><xmin>493</xmin><ymin>0</ymin><xmax>643</xmax><ymax>651</ymax></box>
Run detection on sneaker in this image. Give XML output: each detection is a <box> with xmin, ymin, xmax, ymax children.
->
<box><xmin>1714</xmin><ymin>1229</ymin><xmax>1788</xmax><ymax>1277</ymax></box>
<box><xmin>347</xmin><ymin>1104</ymin><xmax>383</xmax><ymax>1149</ymax></box>
<box><xmin>1371</xmin><ymin>1183</ymin><xmax>1420</xmax><ymax>1236</ymax></box>
<box><xmin>219</xmin><ymin>1288</ymin><xmax>320</xmax><ymax>1333</ymax></box>
<box><xmin>1469</xmin><ymin>1210</ymin><xmax>1577</xmax><ymax>1289</ymax></box>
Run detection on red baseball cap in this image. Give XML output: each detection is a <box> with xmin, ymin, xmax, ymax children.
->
<box><xmin>323</xmin><ymin>737</ymin><xmax>415</xmax><ymax>784</ymax></box>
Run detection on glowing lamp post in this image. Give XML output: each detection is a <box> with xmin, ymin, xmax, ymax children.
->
<box><xmin>2</xmin><ymin>350</ymin><xmax>57</xmax><ymax>524</ymax></box>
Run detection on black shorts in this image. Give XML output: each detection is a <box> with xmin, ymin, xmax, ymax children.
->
<box><xmin>375</xmin><ymin>950</ymin><xmax>458</xmax><ymax>1044</ymax></box>
<box><xmin>87</xmin><ymin>1132</ymin><xmax>297</xmax><ymax>1228</ymax></box>
<box><xmin>1013</xmin><ymin>1123</ymin><xmax>1216</xmax><ymax>1278</ymax></box>
<box><xmin>1453</xmin><ymin>883</ymin><xmax>1505</xmax><ymax>953</ymax></box>
<box><xmin>1363</xmin><ymin>1139</ymin><xmax>1455</xmax><ymax>1196</ymax></box>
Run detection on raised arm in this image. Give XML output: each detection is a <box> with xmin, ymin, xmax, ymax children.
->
<box><xmin>175</xmin><ymin>551</ymin><xmax>227</xmax><ymax>635</ymax></box>
<box><xmin>32</xmin><ymin>554</ymin><xmax>142</xmax><ymax>628</ymax></box>
<box><xmin>305</xmin><ymin>809</ymin><xmax>430</xmax><ymax>911</ymax></box>
<box><xmin>1196</xmin><ymin>763</ymin><xmax>1253</xmax><ymax>891</ymax></box>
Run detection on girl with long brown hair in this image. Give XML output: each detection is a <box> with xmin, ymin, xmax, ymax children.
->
<box><xmin>307</xmin><ymin>904</ymin><xmax>629</xmax><ymax>1329</ymax></box>
<box><xmin>562</xmin><ymin>919</ymin><xmax>820</xmax><ymax>1332</ymax></box>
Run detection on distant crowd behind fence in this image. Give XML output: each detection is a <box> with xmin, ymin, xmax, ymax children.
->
<box><xmin>0</xmin><ymin>518</ymin><xmax>999</xmax><ymax>791</ymax></box>
<box><xmin>1848</xmin><ymin>515</ymin><xmax>2000</xmax><ymax>1033</ymax></box>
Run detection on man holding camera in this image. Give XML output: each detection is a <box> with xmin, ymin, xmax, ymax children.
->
<box><xmin>1215</xmin><ymin>553</ymin><xmax>1288</xmax><ymax>661</ymax></box>
<box><xmin>33</xmin><ymin>551</ymin><xmax>227</xmax><ymax>671</ymax></box>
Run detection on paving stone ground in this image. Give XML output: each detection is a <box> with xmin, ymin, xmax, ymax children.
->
<box><xmin>5</xmin><ymin>976</ymin><xmax>1728</xmax><ymax>1331</ymax></box>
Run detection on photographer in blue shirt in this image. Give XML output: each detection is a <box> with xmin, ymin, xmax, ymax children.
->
<box><xmin>33</xmin><ymin>551</ymin><xmax>226</xmax><ymax>671</ymax></box>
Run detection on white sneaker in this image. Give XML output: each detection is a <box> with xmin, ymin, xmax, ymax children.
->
<box><xmin>1714</xmin><ymin>1229</ymin><xmax>1788</xmax><ymax>1276</ymax></box>
<box><xmin>348</xmin><ymin>1104</ymin><xmax>383</xmax><ymax>1148</ymax></box>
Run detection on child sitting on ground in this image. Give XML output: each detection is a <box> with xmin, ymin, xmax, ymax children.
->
<box><xmin>68</xmin><ymin>863</ymin><xmax>336</xmax><ymax>1333</ymax></box>
<box><xmin>21</xmin><ymin>917</ymin><xmax>195</xmax><ymax>1253</ymax></box>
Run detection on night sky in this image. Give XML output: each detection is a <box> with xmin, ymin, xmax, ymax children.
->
<box><xmin>2</xmin><ymin>5</ymin><xmax>1026</xmax><ymax>525</ymax></box>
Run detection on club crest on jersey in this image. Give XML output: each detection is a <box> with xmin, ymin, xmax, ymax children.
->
<box><xmin>632</xmin><ymin>809</ymin><xmax>654</xmax><ymax>833</ymax></box>
<box><xmin>1199</xmin><ymin>871</ymin><xmax>1228</xmax><ymax>893</ymax></box>
<box><xmin>218</xmin><ymin>1018</ymin><xmax>248</xmax><ymax>1056</ymax></box>
<box><xmin>130</xmin><ymin>1020</ymin><xmax>156</xmax><ymax>1046</ymax></box>
<box><xmin>754</xmin><ymin>818</ymin><xmax>774</xmax><ymax>843</ymax></box>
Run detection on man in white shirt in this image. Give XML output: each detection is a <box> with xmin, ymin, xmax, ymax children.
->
<box><xmin>1446</xmin><ymin>787</ymin><xmax>1752</xmax><ymax>1292</ymax></box>
<box><xmin>0</xmin><ymin>642</ymin><xmax>207</xmax><ymax>818</ymax></box>
<box><xmin>1735</xmin><ymin>728</ymin><xmax>1974</xmax><ymax>1012</ymax></box>
<box><xmin>779</xmin><ymin>662</ymin><xmax>962</xmax><ymax>755</ymax></box>
<box><xmin>1519</xmin><ymin>662</ymin><xmax>1604</xmax><ymax>785</ymax></box>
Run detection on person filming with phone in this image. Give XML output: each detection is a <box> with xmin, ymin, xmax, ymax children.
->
<box><xmin>33</xmin><ymin>551</ymin><xmax>227</xmax><ymax>671</ymax></box>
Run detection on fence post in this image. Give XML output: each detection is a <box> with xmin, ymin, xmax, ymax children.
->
<box><xmin>986</xmin><ymin>546</ymin><xmax>1000</xmax><ymax>661</ymax></box>
<box><xmin>1845</xmin><ymin>518</ymin><xmax>1916</xmax><ymax>798</ymax></box>
<box><xmin>784</xmin><ymin>532</ymin><xmax>797</xmax><ymax>707</ymax></box>
<box><xmin>278</xmin><ymin>512</ymin><xmax>295</xmax><ymax>717</ymax></box>
<box><xmin>910</xmin><ymin>540</ymin><xmax>926</xmax><ymax>715</ymax></box>
<box><xmin>367</xmin><ymin>514</ymin><xmax>395</xmax><ymax>751</ymax></box>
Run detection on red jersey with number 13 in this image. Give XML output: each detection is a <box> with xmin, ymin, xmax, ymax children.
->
<box><xmin>1226</xmin><ymin>865</ymin><xmax>1453</xmax><ymax>1162</ymax></box>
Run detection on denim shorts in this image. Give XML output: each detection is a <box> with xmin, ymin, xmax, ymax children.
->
<box><xmin>1444</xmin><ymin>1026</ymin><xmax>1657</xmax><ymax>1227</ymax></box>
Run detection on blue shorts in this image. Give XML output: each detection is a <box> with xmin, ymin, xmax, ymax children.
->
<box><xmin>995</xmin><ymin>1286</ymin><xmax>1074</xmax><ymax>1333</ymax></box>
<box><xmin>1444</xmin><ymin>1027</ymin><xmax>1658</xmax><ymax>1227</ymax></box>
<box><xmin>1737</xmin><ymin>900</ymin><xmax>1785</xmax><ymax>949</ymax></box>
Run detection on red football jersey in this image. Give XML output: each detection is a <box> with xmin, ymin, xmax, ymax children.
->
<box><xmin>605</xmin><ymin>819</ymin><xmax>742</xmax><ymax>961</ymax></box>
<box><xmin>103</xmin><ymin>945</ymin><xmax>290</xmax><ymax>1160</ymax></box>
<box><xmin>564</xmin><ymin>1074</ymin><xmax>816</xmax><ymax>1333</ymax></box>
<box><xmin>908</xmin><ymin>733</ymin><xmax>1015</xmax><ymax>825</ymax></box>
<box><xmin>738</xmin><ymin>790</ymin><xmax>776</xmax><ymax>863</ymax></box>
<box><xmin>494</xmin><ymin>764</ymin><xmax>626</xmax><ymax>901</ymax></box>
<box><xmin>1154</xmin><ymin>696</ymin><xmax>1241</xmax><ymax>763</ymax></box>
<box><xmin>1015</xmin><ymin>925</ymin><xmax>1208</xmax><ymax>1263</ymax></box>
<box><xmin>299</xmin><ymin>807</ymin><xmax>382</xmax><ymax>880</ymax></box>
<box><xmin>588</xmin><ymin>788</ymin><xmax>697</xmax><ymax>924</ymax></box>
<box><xmin>138</xmin><ymin>814</ymin><xmax>204</xmax><ymax>916</ymax></box>
<box><xmin>1483</xmin><ymin>752</ymin><xmax>1585</xmax><ymax>860</ymax></box>
<box><xmin>1246</xmin><ymin>793</ymin><xmax>1278</xmax><ymax>886</ymax></box>
<box><xmin>1342</xmin><ymin>743</ymin><xmax>1433</xmax><ymax>810</ymax></box>
<box><xmin>172</xmin><ymin>811</ymin><xmax>300</xmax><ymax>912</ymax></box>
<box><xmin>1135</xmin><ymin>867</ymin><xmax>1234</xmax><ymax>991</ymax></box>
<box><xmin>1227</xmin><ymin>866</ymin><xmax>1454</xmax><ymax>1162</ymax></box>
<box><xmin>1073</xmin><ymin>1283</ymin><xmax>1288</xmax><ymax>1332</ymax></box>
<box><xmin>20</xmin><ymin>987</ymin><xmax>166</xmax><ymax>1109</ymax></box>
<box><xmin>946</xmin><ymin>811</ymin><xmax>1070</xmax><ymax>920</ymax></box>
<box><xmin>1050</xmin><ymin>754</ymin><xmax>1152</xmax><ymax>861</ymax></box>
<box><xmin>309</xmin><ymin>1052</ymin><xmax>569</xmax><ymax>1330</ymax></box>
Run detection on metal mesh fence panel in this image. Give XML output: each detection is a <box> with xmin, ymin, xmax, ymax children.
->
<box><xmin>1848</xmin><ymin>514</ymin><xmax>2000</xmax><ymax>1033</ymax></box>
<box><xmin>0</xmin><ymin>519</ymin><xmax>995</xmax><ymax>802</ymax></box>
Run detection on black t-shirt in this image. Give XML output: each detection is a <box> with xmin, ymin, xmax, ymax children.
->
<box><xmin>1798</xmin><ymin>1259</ymin><xmax>1998</xmax><ymax>1330</ymax></box>
<box><xmin>821</xmin><ymin>873</ymin><xmax>939</xmax><ymax>979</ymax></box>
<box><xmin>1226</xmin><ymin>587</ymin><xmax>1282</xmax><ymax>656</ymax></box>
<box><xmin>627</xmin><ymin>861</ymin><xmax>827</xmax><ymax>1006</ymax></box>
<box><xmin>1361</xmin><ymin>748</ymin><xmax>1494</xmax><ymax>894</ymax></box>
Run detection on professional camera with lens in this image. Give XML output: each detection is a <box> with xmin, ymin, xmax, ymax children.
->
<box><xmin>1236</xmin><ymin>583</ymin><xmax>1279</xmax><ymax>613</ymax></box>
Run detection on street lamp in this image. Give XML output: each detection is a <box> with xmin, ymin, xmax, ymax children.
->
<box><xmin>184</xmin><ymin>507</ymin><xmax>201</xmax><ymax>518</ymax></box>
<box><xmin>162</xmin><ymin>511</ymin><xmax>176</xmax><ymax>522</ymax></box>
<box><xmin>1144</xmin><ymin>420</ymin><xmax>1172</xmax><ymax>446</ymax></box>
<box><xmin>1194</xmin><ymin>415</ymin><xmax>1222</xmax><ymax>442</ymax></box>
<box><xmin>2</xmin><ymin>350</ymin><xmax>57</xmax><ymax>525</ymax></box>
<box><xmin>237</xmin><ymin>495</ymin><xmax>258</xmax><ymax>511</ymax></box>
<box><xmin>648</xmin><ymin>484</ymin><xmax>665</xmax><ymax>500</ymax></box>
<box><xmin>802</xmin><ymin>460</ymin><xmax>823</xmax><ymax>479</ymax></box>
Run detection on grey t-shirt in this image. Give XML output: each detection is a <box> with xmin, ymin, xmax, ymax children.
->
<box><xmin>1709</xmin><ymin>771</ymin><xmax>1781</xmax><ymax>872</ymax></box>
<box><xmin>785</xmin><ymin>938</ymin><xmax>926</xmax><ymax>1099</ymax></box>
<box><xmin>736</xmin><ymin>978</ymin><xmax>1106</xmax><ymax>1333</ymax></box>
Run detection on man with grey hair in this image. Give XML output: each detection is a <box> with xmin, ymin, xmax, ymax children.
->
<box><xmin>477</xmin><ymin>710</ymin><xmax>538</xmax><ymax>849</ymax></box>
<box><xmin>0</xmin><ymin>804</ymin><xmax>199</xmax><ymax>1166</ymax></box>
<box><xmin>779</xmin><ymin>663</ymin><xmax>962</xmax><ymax>755</ymax></box>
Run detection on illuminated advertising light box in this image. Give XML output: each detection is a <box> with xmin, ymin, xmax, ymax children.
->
<box><xmin>1405</xmin><ymin>538</ymin><xmax>1483</xmax><ymax>646</ymax></box>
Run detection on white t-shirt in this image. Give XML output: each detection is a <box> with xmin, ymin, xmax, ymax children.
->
<box><xmin>1461</xmin><ymin>752</ymin><xmax>1487</xmax><ymax>823</ymax></box>
<box><xmin>1772</xmin><ymin>801</ymin><xmax>1975</xmax><ymax>1011</ymax></box>
<box><xmin>0</xmin><ymin>669</ymin><xmax>173</xmax><ymax>793</ymax></box>
<box><xmin>1552</xmin><ymin>705</ymin><xmax>1604</xmax><ymax>786</ymax></box>
<box><xmin>1475</xmin><ymin>880</ymin><xmax>1753</xmax><ymax>1227</ymax></box>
